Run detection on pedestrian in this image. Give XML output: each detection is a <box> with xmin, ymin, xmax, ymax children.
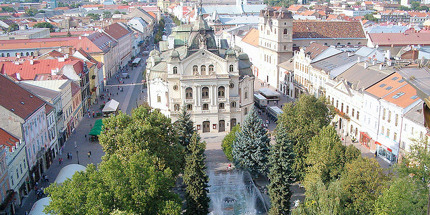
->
<box><xmin>92</xmin><ymin>112</ymin><xmax>95</xmax><ymax>118</ymax></box>
<box><xmin>70</xmin><ymin>153</ymin><xmax>72</xmax><ymax>159</ymax></box>
<box><xmin>88</xmin><ymin>151</ymin><xmax>91</xmax><ymax>158</ymax></box>
<box><xmin>59</xmin><ymin>158</ymin><xmax>61</xmax><ymax>165</ymax></box>
<box><xmin>85</xmin><ymin>134</ymin><xmax>87</xmax><ymax>139</ymax></box>
<box><xmin>374</xmin><ymin>150</ymin><xmax>377</xmax><ymax>158</ymax></box>
<box><xmin>44</xmin><ymin>175</ymin><xmax>49</xmax><ymax>182</ymax></box>
<box><xmin>67</xmin><ymin>153</ymin><xmax>70</xmax><ymax>159</ymax></box>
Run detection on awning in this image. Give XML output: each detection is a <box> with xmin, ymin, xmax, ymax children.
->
<box><xmin>132</xmin><ymin>58</ymin><xmax>141</xmax><ymax>64</ymax></box>
<box><xmin>89</xmin><ymin>119</ymin><xmax>103</xmax><ymax>136</ymax></box>
<box><xmin>55</xmin><ymin>164</ymin><xmax>86</xmax><ymax>184</ymax></box>
<box><xmin>102</xmin><ymin>99</ymin><xmax>119</xmax><ymax>113</ymax></box>
<box><xmin>29</xmin><ymin>197</ymin><xmax>50</xmax><ymax>215</ymax></box>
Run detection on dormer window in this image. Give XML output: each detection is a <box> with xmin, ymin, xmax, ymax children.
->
<box><xmin>229</xmin><ymin>65</ymin><xmax>234</xmax><ymax>72</ymax></box>
<box><xmin>209</xmin><ymin>65</ymin><xmax>214</xmax><ymax>72</ymax></box>
<box><xmin>173</xmin><ymin>66</ymin><xmax>177</xmax><ymax>74</ymax></box>
<box><xmin>283</xmin><ymin>29</ymin><xmax>288</xmax><ymax>34</ymax></box>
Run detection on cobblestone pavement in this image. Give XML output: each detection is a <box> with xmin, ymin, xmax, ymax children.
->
<box><xmin>16</xmin><ymin>54</ymin><xmax>148</xmax><ymax>214</ymax></box>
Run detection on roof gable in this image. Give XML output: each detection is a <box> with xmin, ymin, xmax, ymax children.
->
<box><xmin>104</xmin><ymin>23</ymin><xmax>131</xmax><ymax>40</ymax></box>
<box><xmin>241</xmin><ymin>28</ymin><xmax>259</xmax><ymax>47</ymax></box>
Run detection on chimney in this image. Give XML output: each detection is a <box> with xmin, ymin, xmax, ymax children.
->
<box><xmin>357</xmin><ymin>56</ymin><xmax>361</xmax><ymax>63</ymax></box>
<box><xmin>58</xmin><ymin>57</ymin><xmax>65</xmax><ymax>62</ymax></box>
<box><xmin>364</xmin><ymin>62</ymin><xmax>368</xmax><ymax>68</ymax></box>
<box><xmin>387</xmin><ymin>60</ymin><xmax>392</xmax><ymax>66</ymax></box>
<box><xmin>68</xmin><ymin>47</ymin><xmax>73</xmax><ymax>55</ymax></box>
<box><xmin>79</xmin><ymin>36</ymin><xmax>82</xmax><ymax>40</ymax></box>
<box><xmin>372</xmin><ymin>60</ymin><xmax>376</xmax><ymax>65</ymax></box>
<box><xmin>30</xmin><ymin>60</ymin><xmax>34</xmax><ymax>65</ymax></box>
<box><xmin>379</xmin><ymin>64</ymin><xmax>383</xmax><ymax>70</ymax></box>
<box><xmin>65</xmin><ymin>54</ymin><xmax>69</xmax><ymax>59</ymax></box>
<box><xmin>16</xmin><ymin>73</ymin><xmax>21</xmax><ymax>80</ymax></box>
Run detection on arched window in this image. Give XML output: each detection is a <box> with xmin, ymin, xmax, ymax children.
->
<box><xmin>209</xmin><ymin>65</ymin><xmax>214</xmax><ymax>72</ymax></box>
<box><xmin>1</xmin><ymin>53</ymin><xmax>3</xmax><ymax>57</ymax></box>
<box><xmin>244</xmin><ymin>107</ymin><xmax>248</xmax><ymax>115</ymax></box>
<box><xmin>203</xmin><ymin>103</ymin><xmax>209</xmax><ymax>110</ymax></box>
<box><xmin>218</xmin><ymin>86</ymin><xmax>225</xmax><ymax>98</ymax></box>
<box><xmin>283</xmin><ymin>29</ymin><xmax>288</xmax><ymax>34</ymax></box>
<box><xmin>30</xmin><ymin>52</ymin><xmax>34</xmax><ymax>56</ymax></box>
<box><xmin>201</xmin><ymin>65</ymin><xmax>206</xmax><ymax>75</ymax></box>
<box><xmin>174</xmin><ymin>104</ymin><xmax>180</xmax><ymax>111</ymax></box>
<box><xmin>6</xmin><ymin>53</ymin><xmax>10</xmax><ymax>57</ymax></box>
<box><xmin>173</xmin><ymin>66</ymin><xmax>177</xmax><ymax>74</ymax></box>
<box><xmin>219</xmin><ymin>103</ymin><xmax>225</xmax><ymax>109</ymax></box>
<box><xmin>231</xmin><ymin>101</ymin><xmax>236</xmax><ymax>108</ymax></box>
<box><xmin>26</xmin><ymin>52</ymin><xmax>29</xmax><ymax>56</ymax></box>
<box><xmin>229</xmin><ymin>65</ymin><xmax>234</xmax><ymax>72</ymax></box>
<box><xmin>193</xmin><ymin>65</ymin><xmax>198</xmax><ymax>75</ymax></box>
<box><xmin>202</xmin><ymin>87</ymin><xmax>209</xmax><ymax>99</ymax></box>
<box><xmin>186</xmin><ymin>104</ymin><xmax>192</xmax><ymax>110</ymax></box>
<box><xmin>186</xmin><ymin>87</ymin><xmax>193</xmax><ymax>99</ymax></box>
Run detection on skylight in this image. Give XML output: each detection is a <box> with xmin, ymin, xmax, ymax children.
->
<box><xmin>386</xmin><ymin>86</ymin><xmax>393</xmax><ymax>90</ymax></box>
<box><xmin>398</xmin><ymin>79</ymin><xmax>404</xmax><ymax>83</ymax></box>
<box><xmin>392</xmin><ymin>92</ymin><xmax>405</xmax><ymax>99</ymax></box>
<box><xmin>411</xmin><ymin>95</ymin><xmax>418</xmax><ymax>100</ymax></box>
<box><xmin>379</xmin><ymin>84</ymin><xmax>386</xmax><ymax>88</ymax></box>
<box><xmin>391</xmin><ymin>77</ymin><xmax>398</xmax><ymax>80</ymax></box>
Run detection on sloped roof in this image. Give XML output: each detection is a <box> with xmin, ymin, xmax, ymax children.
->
<box><xmin>104</xmin><ymin>23</ymin><xmax>131</xmax><ymax>40</ymax></box>
<box><xmin>74</xmin><ymin>32</ymin><xmax>117</xmax><ymax>53</ymax></box>
<box><xmin>241</xmin><ymin>28</ymin><xmax>259</xmax><ymax>47</ymax></box>
<box><xmin>0</xmin><ymin>128</ymin><xmax>19</xmax><ymax>152</ymax></box>
<box><xmin>293</xmin><ymin>21</ymin><xmax>365</xmax><ymax>39</ymax></box>
<box><xmin>382</xmin><ymin>83</ymin><xmax>419</xmax><ymax>108</ymax></box>
<box><xmin>305</xmin><ymin>43</ymin><xmax>329</xmax><ymax>59</ymax></box>
<box><xmin>0</xmin><ymin>74</ymin><xmax>46</xmax><ymax>120</ymax></box>
<box><xmin>0</xmin><ymin>58</ymin><xmax>80</xmax><ymax>81</ymax></box>
<box><xmin>337</xmin><ymin>63</ymin><xmax>393</xmax><ymax>91</ymax></box>
<box><xmin>0</xmin><ymin>37</ymin><xmax>80</xmax><ymax>51</ymax></box>
<box><xmin>369</xmin><ymin>32</ymin><xmax>430</xmax><ymax>46</ymax></box>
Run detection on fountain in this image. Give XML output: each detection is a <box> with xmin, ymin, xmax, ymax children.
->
<box><xmin>208</xmin><ymin>170</ymin><xmax>268</xmax><ymax>215</ymax></box>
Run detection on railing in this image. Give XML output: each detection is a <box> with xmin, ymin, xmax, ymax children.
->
<box><xmin>185</xmin><ymin>99</ymin><xmax>193</xmax><ymax>103</ymax></box>
<box><xmin>202</xmin><ymin>98</ymin><xmax>210</xmax><ymax>103</ymax></box>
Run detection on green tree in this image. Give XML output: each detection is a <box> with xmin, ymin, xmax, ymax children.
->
<box><xmin>264</xmin><ymin>0</ymin><xmax>296</xmax><ymax>7</ymax></box>
<box><xmin>99</xmin><ymin>105</ymin><xmax>184</xmax><ymax>176</ymax></box>
<box><xmin>6</xmin><ymin>23</ymin><xmax>18</xmax><ymax>32</ymax></box>
<box><xmin>114</xmin><ymin>10</ymin><xmax>121</xmax><ymax>14</ymax></box>
<box><xmin>375</xmin><ymin>176</ymin><xmax>427</xmax><ymax>215</ymax></box>
<box><xmin>305</xmin><ymin>126</ymin><xmax>359</xmax><ymax>185</ymax></box>
<box><xmin>268</xmin><ymin>130</ymin><xmax>295</xmax><ymax>215</ymax></box>
<box><xmin>221</xmin><ymin>124</ymin><xmax>240</xmax><ymax>161</ymax></box>
<box><xmin>45</xmin><ymin>151</ymin><xmax>181</xmax><ymax>214</ymax></box>
<box><xmin>292</xmin><ymin>175</ymin><xmax>344</xmax><ymax>215</ymax></box>
<box><xmin>277</xmin><ymin>94</ymin><xmax>332</xmax><ymax>181</ymax></box>
<box><xmin>232</xmin><ymin>106</ymin><xmax>270</xmax><ymax>176</ymax></box>
<box><xmin>103</xmin><ymin>11</ymin><xmax>112</xmax><ymax>19</ymax></box>
<box><xmin>25</xmin><ymin>8</ymin><xmax>39</xmax><ymax>16</ymax></box>
<box><xmin>397</xmin><ymin>138</ymin><xmax>430</xmax><ymax>184</ymax></box>
<box><xmin>87</xmin><ymin>13</ymin><xmax>101</xmax><ymax>21</ymax></box>
<box><xmin>1</xmin><ymin>7</ymin><xmax>16</xmax><ymax>12</ymax></box>
<box><xmin>175</xmin><ymin>107</ymin><xmax>194</xmax><ymax>153</ymax></box>
<box><xmin>411</xmin><ymin>1</ymin><xmax>421</xmax><ymax>10</ymax></box>
<box><xmin>340</xmin><ymin>157</ymin><xmax>388</xmax><ymax>214</ymax></box>
<box><xmin>363</xmin><ymin>13</ymin><xmax>378</xmax><ymax>22</ymax></box>
<box><xmin>184</xmin><ymin>133</ymin><xmax>210</xmax><ymax>215</ymax></box>
<box><xmin>33</xmin><ymin>22</ymin><xmax>55</xmax><ymax>32</ymax></box>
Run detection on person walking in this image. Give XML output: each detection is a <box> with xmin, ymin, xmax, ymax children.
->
<box><xmin>88</xmin><ymin>151</ymin><xmax>92</xmax><ymax>158</ymax></box>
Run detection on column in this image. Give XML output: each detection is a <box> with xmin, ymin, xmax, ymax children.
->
<box><xmin>212</xmin><ymin>85</ymin><xmax>217</xmax><ymax>106</ymax></box>
<box><xmin>196</xmin><ymin>85</ymin><xmax>201</xmax><ymax>107</ymax></box>
<box><xmin>193</xmin><ymin>86</ymin><xmax>197</xmax><ymax>106</ymax></box>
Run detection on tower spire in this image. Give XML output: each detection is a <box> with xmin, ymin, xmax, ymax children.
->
<box><xmin>198</xmin><ymin>0</ymin><xmax>203</xmax><ymax>16</ymax></box>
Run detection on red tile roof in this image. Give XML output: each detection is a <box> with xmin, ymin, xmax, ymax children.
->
<box><xmin>382</xmin><ymin>83</ymin><xmax>419</xmax><ymax>108</ymax></box>
<box><xmin>293</xmin><ymin>21</ymin><xmax>365</xmax><ymax>39</ymax></box>
<box><xmin>0</xmin><ymin>128</ymin><xmax>19</xmax><ymax>152</ymax></box>
<box><xmin>74</xmin><ymin>32</ymin><xmax>117</xmax><ymax>53</ymax></box>
<box><xmin>0</xmin><ymin>37</ymin><xmax>80</xmax><ymax>51</ymax></box>
<box><xmin>0</xmin><ymin>58</ymin><xmax>80</xmax><ymax>81</ymax></box>
<box><xmin>70</xmin><ymin>81</ymin><xmax>80</xmax><ymax>97</ymax></box>
<box><xmin>369</xmin><ymin>32</ymin><xmax>430</xmax><ymax>46</ymax></box>
<box><xmin>0</xmin><ymin>74</ymin><xmax>46</xmax><ymax>120</ymax></box>
<box><xmin>366</xmin><ymin>73</ymin><xmax>406</xmax><ymax>98</ymax></box>
<box><xmin>103</xmin><ymin>23</ymin><xmax>131</xmax><ymax>40</ymax></box>
<box><xmin>241</xmin><ymin>28</ymin><xmax>259</xmax><ymax>47</ymax></box>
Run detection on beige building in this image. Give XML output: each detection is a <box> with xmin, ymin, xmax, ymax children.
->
<box><xmin>258</xmin><ymin>7</ymin><xmax>294</xmax><ymax>88</ymax></box>
<box><xmin>147</xmin><ymin>15</ymin><xmax>254</xmax><ymax>133</ymax></box>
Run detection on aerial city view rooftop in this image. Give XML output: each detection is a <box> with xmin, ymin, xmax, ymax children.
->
<box><xmin>0</xmin><ymin>0</ymin><xmax>429</xmax><ymax>214</ymax></box>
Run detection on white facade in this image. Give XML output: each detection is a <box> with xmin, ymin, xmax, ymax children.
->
<box><xmin>401</xmin><ymin>101</ymin><xmax>428</xmax><ymax>153</ymax></box>
<box><xmin>258</xmin><ymin>8</ymin><xmax>293</xmax><ymax>89</ymax></box>
<box><xmin>147</xmin><ymin>15</ymin><xmax>254</xmax><ymax>133</ymax></box>
<box><xmin>5</xmin><ymin>135</ymin><xmax>28</xmax><ymax>205</ymax></box>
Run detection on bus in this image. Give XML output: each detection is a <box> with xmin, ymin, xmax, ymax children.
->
<box><xmin>254</xmin><ymin>93</ymin><xmax>268</xmax><ymax>108</ymax></box>
<box><xmin>267</xmin><ymin>106</ymin><xmax>283</xmax><ymax>121</ymax></box>
<box><xmin>259</xmin><ymin>88</ymin><xmax>280</xmax><ymax>104</ymax></box>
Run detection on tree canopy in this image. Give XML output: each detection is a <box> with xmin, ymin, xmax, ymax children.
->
<box><xmin>264</xmin><ymin>0</ymin><xmax>296</xmax><ymax>7</ymax></box>
<box><xmin>33</xmin><ymin>22</ymin><xmax>55</xmax><ymax>32</ymax></box>
<box><xmin>277</xmin><ymin>94</ymin><xmax>332</xmax><ymax>181</ymax></box>
<box><xmin>222</xmin><ymin>124</ymin><xmax>240</xmax><ymax>161</ymax></box>
<box><xmin>232</xmin><ymin>106</ymin><xmax>270</xmax><ymax>176</ymax></box>
<box><xmin>184</xmin><ymin>133</ymin><xmax>210</xmax><ymax>215</ymax></box>
<box><xmin>268</xmin><ymin>130</ymin><xmax>295</xmax><ymax>215</ymax></box>
<box><xmin>44</xmin><ymin>151</ymin><xmax>181</xmax><ymax>215</ymax></box>
<box><xmin>175</xmin><ymin>107</ymin><xmax>194</xmax><ymax>154</ymax></box>
<box><xmin>99</xmin><ymin>105</ymin><xmax>184</xmax><ymax>176</ymax></box>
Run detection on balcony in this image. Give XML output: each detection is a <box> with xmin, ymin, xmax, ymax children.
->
<box><xmin>202</xmin><ymin>110</ymin><xmax>210</xmax><ymax>114</ymax></box>
<box><xmin>185</xmin><ymin>99</ymin><xmax>193</xmax><ymax>103</ymax></box>
<box><xmin>202</xmin><ymin>98</ymin><xmax>210</xmax><ymax>103</ymax></box>
<box><xmin>219</xmin><ymin>109</ymin><xmax>227</xmax><ymax>113</ymax></box>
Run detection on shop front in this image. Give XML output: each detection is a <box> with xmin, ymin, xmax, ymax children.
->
<box><xmin>376</xmin><ymin>141</ymin><xmax>398</xmax><ymax>163</ymax></box>
<box><xmin>359</xmin><ymin>132</ymin><xmax>376</xmax><ymax>151</ymax></box>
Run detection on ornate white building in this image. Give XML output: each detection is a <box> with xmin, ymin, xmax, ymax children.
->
<box><xmin>146</xmin><ymin>15</ymin><xmax>254</xmax><ymax>133</ymax></box>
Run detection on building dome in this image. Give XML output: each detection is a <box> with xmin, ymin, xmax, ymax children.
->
<box><xmin>238</xmin><ymin>53</ymin><xmax>249</xmax><ymax>60</ymax></box>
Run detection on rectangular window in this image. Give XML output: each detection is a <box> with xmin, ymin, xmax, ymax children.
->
<box><xmin>382</xmin><ymin>108</ymin><xmax>385</xmax><ymax>120</ymax></box>
<box><xmin>346</xmin><ymin>106</ymin><xmax>349</xmax><ymax>114</ymax></box>
<box><xmin>395</xmin><ymin>114</ymin><xmax>398</xmax><ymax>126</ymax></box>
<box><xmin>394</xmin><ymin>132</ymin><xmax>397</xmax><ymax>142</ymax></box>
<box><xmin>157</xmin><ymin>96</ymin><xmax>161</xmax><ymax>103</ymax></box>
<box><xmin>381</xmin><ymin>126</ymin><xmax>385</xmax><ymax>135</ymax></box>
<box><xmin>388</xmin><ymin>111</ymin><xmax>391</xmax><ymax>123</ymax></box>
<box><xmin>352</xmin><ymin>109</ymin><xmax>355</xmax><ymax>117</ymax></box>
<box><xmin>357</xmin><ymin>111</ymin><xmax>359</xmax><ymax>120</ymax></box>
<box><xmin>387</xmin><ymin>129</ymin><xmax>390</xmax><ymax>138</ymax></box>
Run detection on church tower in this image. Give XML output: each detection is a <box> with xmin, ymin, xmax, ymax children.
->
<box><xmin>258</xmin><ymin>7</ymin><xmax>293</xmax><ymax>88</ymax></box>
